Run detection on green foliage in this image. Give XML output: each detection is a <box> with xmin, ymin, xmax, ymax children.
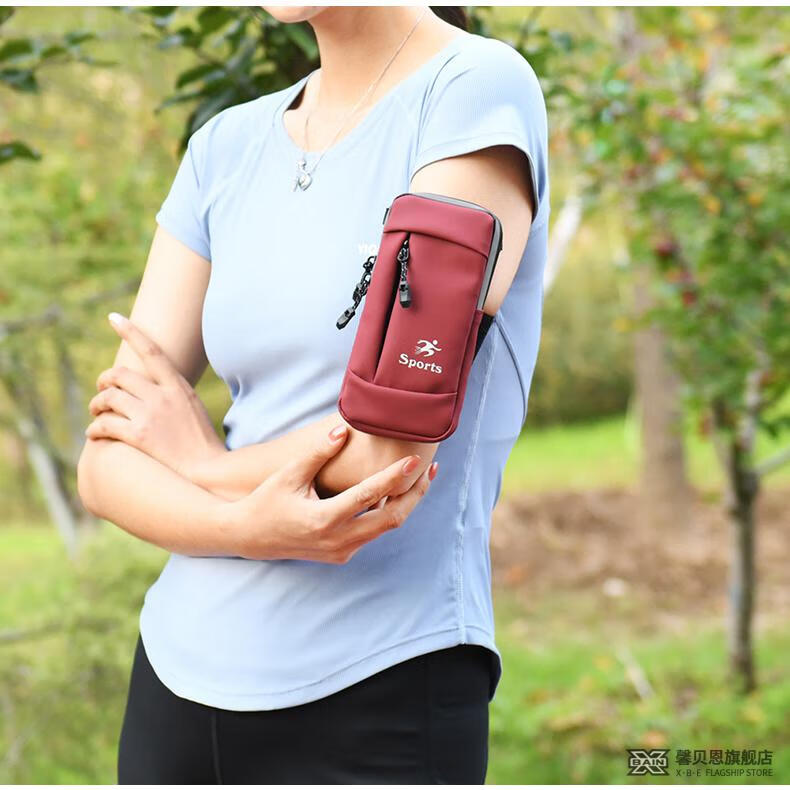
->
<box><xmin>0</xmin><ymin>139</ymin><xmax>39</xmax><ymax>163</ymax></box>
<box><xmin>527</xmin><ymin>242</ymin><xmax>633</xmax><ymax>426</ymax></box>
<box><xmin>0</xmin><ymin>7</ymin><xmax>210</xmax><ymax>518</ymax></box>
<box><xmin>0</xmin><ymin>527</ymin><xmax>165</xmax><ymax>783</ymax></box>
<box><xmin>467</xmin><ymin>6</ymin><xmax>579</xmax><ymax>107</ymax></box>
<box><xmin>0</xmin><ymin>9</ymin><xmax>192</xmax><ymax>315</ymax></box>
<box><xmin>0</xmin><ymin>7</ymin><xmax>106</xmax><ymax>165</ymax></box>
<box><xmin>570</xmin><ymin>7</ymin><xmax>790</xmax><ymax>446</ymax></box>
<box><xmin>125</xmin><ymin>6</ymin><xmax>319</xmax><ymax>151</ymax></box>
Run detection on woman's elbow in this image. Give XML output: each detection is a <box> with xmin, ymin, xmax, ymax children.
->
<box><xmin>76</xmin><ymin>440</ymin><xmax>106</xmax><ymax>516</ymax></box>
<box><xmin>353</xmin><ymin>432</ymin><xmax>437</xmax><ymax>482</ymax></box>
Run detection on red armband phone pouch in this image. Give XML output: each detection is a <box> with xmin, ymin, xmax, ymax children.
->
<box><xmin>336</xmin><ymin>192</ymin><xmax>503</xmax><ymax>442</ymax></box>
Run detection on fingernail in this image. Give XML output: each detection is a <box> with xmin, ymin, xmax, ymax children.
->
<box><xmin>429</xmin><ymin>462</ymin><xmax>439</xmax><ymax>481</ymax></box>
<box><xmin>329</xmin><ymin>425</ymin><xmax>347</xmax><ymax>441</ymax></box>
<box><xmin>108</xmin><ymin>312</ymin><xmax>126</xmax><ymax>326</ymax></box>
<box><xmin>402</xmin><ymin>455</ymin><xmax>420</xmax><ymax>475</ymax></box>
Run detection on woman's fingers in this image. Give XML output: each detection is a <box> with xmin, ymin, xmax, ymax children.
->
<box><xmin>331</xmin><ymin>465</ymin><xmax>435</xmax><ymax>550</ymax></box>
<box><xmin>107</xmin><ymin>312</ymin><xmax>181</xmax><ymax>386</ymax></box>
<box><xmin>88</xmin><ymin>386</ymin><xmax>141</xmax><ymax>419</ymax></box>
<box><xmin>278</xmin><ymin>424</ymin><xmax>349</xmax><ymax>486</ymax></box>
<box><xmin>96</xmin><ymin>364</ymin><xmax>158</xmax><ymax>400</ymax></box>
<box><xmin>84</xmin><ymin>412</ymin><xmax>138</xmax><ymax>446</ymax></box>
<box><xmin>320</xmin><ymin>453</ymin><xmax>425</xmax><ymax>526</ymax></box>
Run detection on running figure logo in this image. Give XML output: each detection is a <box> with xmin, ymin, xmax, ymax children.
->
<box><xmin>415</xmin><ymin>339</ymin><xmax>442</xmax><ymax>357</ymax></box>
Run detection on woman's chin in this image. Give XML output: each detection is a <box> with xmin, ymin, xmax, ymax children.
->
<box><xmin>261</xmin><ymin>6</ymin><xmax>324</xmax><ymax>24</ymax></box>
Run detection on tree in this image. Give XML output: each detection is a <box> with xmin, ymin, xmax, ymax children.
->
<box><xmin>124</xmin><ymin>6</ymin><xmax>320</xmax><ymax>152</ymax></box>
<box><xmin>572</xmin><ymin>6</ymin><xmax>790</xmax><ymax>691</ymax></box>
<box><xmin>0</xmin><ymin>7</ymin><xmax>119</xmax><ymax>554</ymax></box>
<box><xmin>617</xmin><ymin>8</ymin><xmax>692</xmax><ymax>532</ymax></box>
<box><xmin>0</xmin><ymin>7</ymin><xmax>103</xmax><ymax>164</ymax></box>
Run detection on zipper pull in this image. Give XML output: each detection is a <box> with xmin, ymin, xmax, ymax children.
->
<box><xmin>336</xmin><ymin>307</ymin><xmax>356</xmax><ymax>329</ymax></box>
<box><xmin>337</xmin><ymin>255</ymin><xmax>376</xmax><ymax>330</ymax></box>
<box><xmin>397</xmin><ymin>236</ymin><xmax>412</xmax><ymax>308</ymax></box>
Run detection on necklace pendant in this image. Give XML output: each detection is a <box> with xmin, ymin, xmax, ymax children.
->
<box><xmin>293</xmin><ymin>159</ymin><xmax>312</xmax><ymax>191</ymax></box>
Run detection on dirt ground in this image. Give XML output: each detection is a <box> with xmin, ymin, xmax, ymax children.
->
<box><xmin>490</xmin><ymin>487</ymin><xmax>790</xmax><ymax>629</ymax></box>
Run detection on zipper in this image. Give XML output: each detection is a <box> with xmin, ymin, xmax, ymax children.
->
<box><xmin>336</xmin><ymin>233</ymin><xmax>412</xmax><ymax>330</ymax></box>
<box><xmin>339</xmin><ymin>191</ymin><xmax>500</xmax><ymax>331</ymax></box>
<box><xmin>336</xmin><ymin>254</ymin><xmax>376</xmax><ymax>329</ymax></box>
<box><xmin>396</xmin><ymin>234</ymin><xmax>412</xmax><ymax>308</ymax></box>
<box><xmin>407</xmin><ymin>192</ymin><xmax>503</xmax><ymax>310</ymax></box>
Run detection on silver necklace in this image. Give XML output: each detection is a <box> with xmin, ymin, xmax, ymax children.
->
<box><xmin>292</xmin><ymin>7</ymin><xmax>429</xmax><ymax>191</ymax></box>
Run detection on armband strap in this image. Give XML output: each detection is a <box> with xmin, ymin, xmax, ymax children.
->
<box><xmin>336</xmin><ymin>192</ymin><xmax>503</xmax><ymax>443</ymax></box>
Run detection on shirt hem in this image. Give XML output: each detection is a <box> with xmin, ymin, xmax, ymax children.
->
<box><xmin>139</xmin><ymin>622</ymin><xmax>502</xmax><ymax>712</ymax></box>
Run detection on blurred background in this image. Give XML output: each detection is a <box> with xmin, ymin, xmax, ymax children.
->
<box><xmin>0</xmin><ymin>5</ymin><xmax>788</xmax><ymax>784</ymax></box>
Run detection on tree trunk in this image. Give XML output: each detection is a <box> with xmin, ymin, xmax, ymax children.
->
<box><xmin>721</xmin><ymin>435</ymin><xmax>758</xmax><ymax>692</ymax></box>
<box><xmin>632</xmin><ymin>265</ymin><xmax>691</xmax><ymax>530</ymax></box>
<box><xmin>713</xmin><ymin>364</ymin><xmax>762</xmax><ymax>694</ymax></box>
<box><xmin>54</xmin><ymin>331</ymin><xmax>87</xmax><ymax>467</ymax></box>
<box><xmin>543</xmin><ymin>191</ymin><xmax>583</xmax><ymax>294</ymax></box>
<box><xmin>616</xmin><ymin>8</ymin><xmax>691</xmax><ymax>529</ymax></box>
<box><xmin>1</xmin><ymin>430</ymin><xmax>36</xmax><ymax>516</ymax></box>
<box><xmin>15</xmin><ymin>412</ymin><xmax>80</xmax><ymax>557</ymax></box>
<box><xmin>54</xmin><ymin>332</ymin><xmax>100</xmax><ymax>534</ymax></box>
<box><xmin>0</xmin><ymin>348</ymin><xmax>86</xmax><ymax>556</ymax></box>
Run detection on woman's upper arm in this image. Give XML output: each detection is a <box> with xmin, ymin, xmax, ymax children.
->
<box><xmin>112</xmin><ymin>224</ymin><xmax>211</xmax><ymax>386</ymax></box>
<box><xmin>409</xmin><ymin>144</ymin><xmax>534</xmax><ymax>314</ymax></box>
<box><xmin>408</xmin><ymin>39</ymin><xmax>549</xmax><ymax>312</ymax></box>
<box><xmin>113</xmin><ymin>116</ymin><xmax>215</xmax><ymax>385</ymax></box>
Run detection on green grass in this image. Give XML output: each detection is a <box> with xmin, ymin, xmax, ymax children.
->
<box><xmin>503</xmin><ymin>412</ymin><xmax>790</xmax><ymax>495</ymax></box>
<box><xmin>0</xmin><ymin>527</ymin><xmax>166</xmax><ymax>784</ymax></box>
<box><xmin>0</xmin><ymin>527</ymin><xmax>76</xmax><ymax>629</ymax></box>
<box><xmin>488</xmin><ymin>591</ymin><xmax>790</xmax><ymax>784</ymax></box>
<box><xmin>1</xmin><ymin>527</ymin><xmax>788</xmax><ymax>784</ymax></box>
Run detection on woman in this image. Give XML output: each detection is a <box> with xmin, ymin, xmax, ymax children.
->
<box><xmin>77</xmin><ymin>5</ymin><xmax>549</xmax><ymax>784</ymax></box>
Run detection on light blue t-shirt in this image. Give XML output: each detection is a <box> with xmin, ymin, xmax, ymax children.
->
<box><xmin>141</xmin><ymin>30</ymin><xmax>549</xmax><ymax>711</ymax></box>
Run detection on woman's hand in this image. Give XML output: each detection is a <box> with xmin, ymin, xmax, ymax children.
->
<box><xmin>85</xmin><ymin>313</ymin><xmax>226</xmax><ymax>480</ymax></box>
<box><xmin>227</xmin><ymin>423</ymin><xmax>438</xmax><ymax>563</ymax></box>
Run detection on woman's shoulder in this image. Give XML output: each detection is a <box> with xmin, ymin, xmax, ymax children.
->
<box><xmin>189</xmin><ymin>83</ymin><xmax>293</xmax><ymax>154</ymax></box>
<box><xmin>441</xmin><ymin>32</ymin><xmax>537</xmax><ymax>79</ymax></box>
<box><xmin>431</xmin><ymin>31</ymin><xmax>544</xmax><ymax>105</ymax></box>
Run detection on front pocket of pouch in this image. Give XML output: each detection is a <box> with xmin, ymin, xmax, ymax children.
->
<box><xmin>372</xmin><ymin>232</ymin><xmax>486</xmax><ymax>395</ymax></box>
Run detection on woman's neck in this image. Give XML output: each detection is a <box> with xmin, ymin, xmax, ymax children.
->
<box><xmin>306</xmin><ymin>7</ymin><xmax>459</xmax><ymax>111</ymax></box>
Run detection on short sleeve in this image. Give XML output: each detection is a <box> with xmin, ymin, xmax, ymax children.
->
<box><xmin>155</xmin><ymin>127</ymin><xmax>212</xmax><ymax>261</ymax></box>
<box><xmin>411</xmin><ymin>38</ymin><xmax>550</xmax><ymax>228</ymax></box>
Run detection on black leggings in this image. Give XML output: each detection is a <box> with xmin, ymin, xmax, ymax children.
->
<box><xmin>118</xmin><ymin>635</ymin><xmax>493</xmax><ymax>784</ymax></box>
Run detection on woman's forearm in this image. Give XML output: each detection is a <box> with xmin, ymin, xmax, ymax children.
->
<box><xmin>77</xmin><ymin>438</ymin><xmax>237</xmax><ymax>556</ymax></box>
<box><xmin>191</xmin><ymin>411</ymin><xmax>436</xmax><ymax>500</ymax></box>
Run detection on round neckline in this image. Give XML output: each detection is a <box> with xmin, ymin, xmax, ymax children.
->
<box><xmin>272</xmin><ymin>31</ymin><xmax>469</xmax><ymax>163</ymax></box>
